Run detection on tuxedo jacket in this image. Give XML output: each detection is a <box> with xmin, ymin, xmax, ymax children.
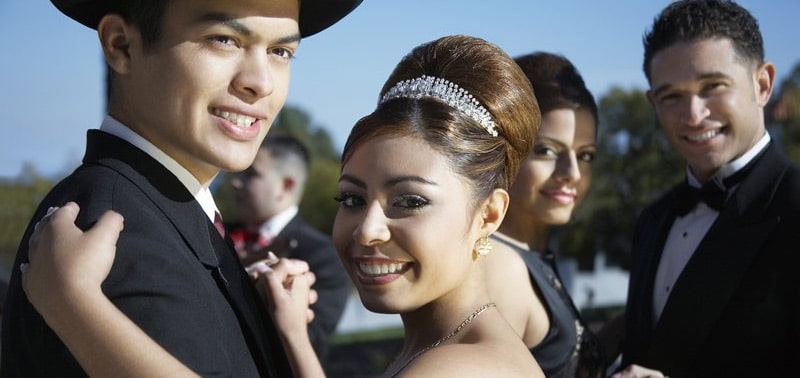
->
<box><xmin>621</xmin><ymin>142</ymin><xmax>800</xmax><ymax>377</ymax></box>
<box><xmin>231</xmin><ymin>215</ymin><xmax>351</xmax><ymax>363</ymax></box>
<box><xmin>1</xmin><ymin>130</ymin><xmax>291</xmax><ymax>377</ymax></box>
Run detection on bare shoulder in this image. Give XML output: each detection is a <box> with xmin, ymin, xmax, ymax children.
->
<box><xmin>484</xmin><ymin>240</ymin><xmax>530</xmax><ymax>287</ymax></box>
<box><xmin>399</xmin><ymin>341</ymin><xmax>544</xmax><ymax>378</ymax></box>
<box><xmin>483</xmin><ymin>239</ymin><xmax>550</xmax><ymax>342</ymax></box>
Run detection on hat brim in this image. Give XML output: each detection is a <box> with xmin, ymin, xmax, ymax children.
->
<box><xmin>50</xmin><ymin>0</ymin><xmax>362</xmax><ymax>38</ymax></box>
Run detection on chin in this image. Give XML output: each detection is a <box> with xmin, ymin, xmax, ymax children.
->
<box><xmin>537</xmin><ymin>208</ymin><xmax>572</xmax><ymax>225</ymax></box>
<box><xmin>221</xmin><ymin>157</ymin><xmax>255</xmax><ymax>173</ymax></box>
<box><xmin>357</xmin><ymin>292</ymin><xmax>402</xmax><ymax>315</ymax></box>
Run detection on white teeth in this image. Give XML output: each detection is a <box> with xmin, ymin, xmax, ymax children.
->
<box><xmin>358</xmin><ymin>262</ymin><xmax>406</xmax><ymax>276</ymax></box>
<box><xmin>687</xmin><ymin>129</ymin><xmax>720</xmax><ymax>142</ymax></box>
<box><xmin>213</xmin><ymin>109</ymin><xmax>257</xmax><ymax>128</ymax></box>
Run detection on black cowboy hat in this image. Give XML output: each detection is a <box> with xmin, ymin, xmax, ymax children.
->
<box><xmin>50</xmin><ymin>0</ymin><xmax>362</xmax><ymax>38</ymax></box>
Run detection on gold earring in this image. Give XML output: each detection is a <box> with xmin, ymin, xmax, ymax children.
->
<box><xmin>475</xmin><ymin>236</ymin><xmax>492</xmax><ymax>257</ymax></box>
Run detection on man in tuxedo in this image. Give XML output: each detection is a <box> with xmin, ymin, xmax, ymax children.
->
<box><xmin>228</xmin><ymin>133</ymin><xmax>351</xmax><ymax>365</ymax></box>
<box><xmin>1</xmin><ymin>0</ymin><xmax>360</xmax><ymax>377</ymax></box>
<box><xmin>615</xmin><ymin>1</ymin><xmax>800</xmax><ymax>377</ymax></box>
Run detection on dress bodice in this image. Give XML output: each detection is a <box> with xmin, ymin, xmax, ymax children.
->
<box><xmin>492</xmin><ymin>236</ymin><xmax>605</xmax><ymax>378</ymax></box>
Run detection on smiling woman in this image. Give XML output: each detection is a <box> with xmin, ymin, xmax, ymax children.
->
<box><xmin>483</xmin><ymin>51</ymin><xmax>608</xmax><ymax>377</ymax></box>
<box><xmin>326</xmin><ymin>34</ymin><xmax>544</xmax><ymax>377</ymax></box>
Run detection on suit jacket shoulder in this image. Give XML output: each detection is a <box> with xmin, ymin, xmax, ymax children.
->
<box><xmin>1</xmin><ymin>130</ymin><xmax>288</xmax><ymax>377</ymax></box>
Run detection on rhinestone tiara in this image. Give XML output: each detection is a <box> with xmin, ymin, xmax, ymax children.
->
<box><xmin>379</xmin><ymin>75</ymin><xmax>499</xmax><ymax>137</ymax></box>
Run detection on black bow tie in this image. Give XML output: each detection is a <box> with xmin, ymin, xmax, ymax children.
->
<box><xmin>673</xmin><ymin>165</ymin><xmax>752</xmax><ymax>216</ymax></box>
<box><xmin>674</xmin><ymin>181</ymin><xmax>726</xmax><ymax>215</ymax></box>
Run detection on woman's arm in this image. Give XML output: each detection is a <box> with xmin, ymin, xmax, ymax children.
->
<box><xmin>258</xmin><ymin>260</ymin><xmax>326</xmax><ymax>378</ymax></box>
<box><xmin>24</xmin><ymin>202</ymin><xmax>326</xmax><ymax>378</ymax></box>
<box><xmin>23</xmin><ymin>202</ymin><xmax>199</xmax><ymax>377</ymax></box>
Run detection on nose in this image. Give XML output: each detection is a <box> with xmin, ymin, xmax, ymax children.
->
<box><xmin>683</xmin><ymin>95</ymin><xmax>710</xmax><ymax>127</ymax></box>
<box><xmin>231</xmin><ymin>51</ymin><xmax>274</xmax><ymax>102</ymax></box>
<box><xmin>554</xmin><ymin>152</ymin><xmax>581</xmax><ymax>184</ymax></box>
<box><xmin>353</xmin><ymin>202</ymin><xmax>391</xmax><ymax>247</ymax></box>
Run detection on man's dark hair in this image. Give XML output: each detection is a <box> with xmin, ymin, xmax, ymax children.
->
<box><xmin>109</xmin><ymin>1</ymin><xmax>170</xmax><ymax>50</ymax></box>
<box><xmin>105</xmin><ymin>2</ymin><xmax>170</xmax><ymax>108</ymax></box>
<box><xmin>261</xmin><ymin>134</ymin><xmax>312</xmax><ymax>175</ymax></box>
<box><xmin>643</xmin><ymin>0</ymin><xmax>764</xmax><ymax>81</ymax></box>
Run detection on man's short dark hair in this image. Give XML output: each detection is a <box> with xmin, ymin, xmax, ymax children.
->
<box><xmin>110</xmin><ymin>1</ymin><xmax>170</xmax><ymax>50</ymax></box>
<box><xmin>643</xmin><ymin>0</ymin><xmax>764</xmax><ymax>81</ymax></box>
<box><xmin>261</xmin><ymin>134</ymin><xmax>311</xmax><ymax>175</ymax></box>
<box><xmin>105</xmin><ymin>2</ymin><xmax>170</xmax><ymax>108</ymax></box>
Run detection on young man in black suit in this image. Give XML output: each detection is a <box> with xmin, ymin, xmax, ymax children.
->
<box><xmin>615</xmin><ymin>1</ymin><xmax>800</xmax><ymax>377</ymax></box>
<box><xmin>228</xmin><ymin>134</ymin><xmax>351</xmax><ymax>365</ymax></box>
<box><xmin>1</xmin><ymin>0</ymin><xmax>360</xmax><ymax>377</ymax></box>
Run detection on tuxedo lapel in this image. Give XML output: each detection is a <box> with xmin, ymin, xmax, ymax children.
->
<box><xmin>627</xmin><ymin>202</ymin><xmax>676</xmax><ymax>351</ymax></box>
<box><xmin>648</xmin><ymin>143</ymin><xmax>785</xmax><ymax>362</ymax></box>
<box><xmin>207</xmin><ymin>223</ymin><xmax>280</xmax><ymax>378</ymax></box>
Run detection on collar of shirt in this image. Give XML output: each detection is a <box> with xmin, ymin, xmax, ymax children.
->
<box><xmin>99</xmin><ymin>115</ymin><xmax>219</xmax><ymax>222</ymax></box>
<box><xmin>260</xmin><ymin>205</ymin><xmax>298</xmax><ymax>238</ymax></box>
<box><xmin>686</xmin><ymin>132</ymin><xmax>771</xmax><ymax>189</ymax></box>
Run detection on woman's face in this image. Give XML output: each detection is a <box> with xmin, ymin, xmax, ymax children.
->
<box><xmin>333</xmin><ymin>134</ymin><xmax>482</xmax><ymax>314</ymax></box>
<box><xmin>507</xmin><ymin>107</ymin><xmax>597</xmax><ymax>226</ymax></box>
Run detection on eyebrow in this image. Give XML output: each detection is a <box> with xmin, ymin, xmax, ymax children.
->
<box><xmin>339</xmin><ymin>174</ymin><xmax>366</xmax><ymax>189</ymax></box>
<box><xmin>535</xmin><ymin>137</ymin><xmax>597</xmax><ymax>153</ymax></box>
<box><xmin>338</xmin><ymin>174</ymin><xmax>438</xmax><ymax>189</ymax></box>
<box><xmin>651</xmin><ymin>71</ymin><xmax>731</xmax><ymax>98</ymax></box>
<box><xmin>195</xmin><ymin>12</ymin><xmax>301</xmax><ymax>44</ymax></box>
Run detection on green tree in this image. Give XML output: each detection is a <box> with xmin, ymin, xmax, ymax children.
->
<box><xmin>767</xmin><ymin>61</ymin><xmax>800</xmax><ymax>161</ymax></box>
<box><xmin>0</xmin><ymin>164</ymin><xmax>56</xmax><ymax>267</ymax></box>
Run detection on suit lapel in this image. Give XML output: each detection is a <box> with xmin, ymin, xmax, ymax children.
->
<box><xmin>207</xmin><ymin>223</ymin><xmax>280</xmax><ymax>377</ymax></box>
<box><xmin>85</xmin><ymin>131</ymin><xmax>280</xmax><ymax>376</ymax></box>
<box><xmin>648</xmin><ymin>143</ymin><xmax>785</xmax><ymax>362</ymax></box>
<box><xmin>84</xmin><ymin>131</ymin><xmax>220</xmax><ymax>268</ymax></box>
<box><xmin>627</xmin><ymin>201</ymin><xmax>676</xmax><ymax>352</ymax></box>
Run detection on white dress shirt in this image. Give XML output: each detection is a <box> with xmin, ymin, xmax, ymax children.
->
<box><xmin>652</xmin><ymin>132</ymin><xmax>771</xmax><ymax>322</ymax></box>
<box><xmin>99</xmin><ymin>115</ymin><xmax>221</xmax><ymax>222</ymax></box>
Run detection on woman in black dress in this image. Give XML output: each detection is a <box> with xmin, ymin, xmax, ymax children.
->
<box><xmin>484</xmin><ymin>52</ymin><xmax>608</xmax><ymax>378</ymax></box>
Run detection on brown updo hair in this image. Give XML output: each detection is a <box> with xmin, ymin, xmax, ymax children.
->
<box><xmin>514</xmin><ymin>52</ymin><xmax>598</xmax><ymax>126</ymax></box>
<box><xmin>342</xmin><ymin>35</ymin><xmax>540</xmax><ymax>206</ymax></box>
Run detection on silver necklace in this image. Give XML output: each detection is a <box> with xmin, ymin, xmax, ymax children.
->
<box><xmin>387</xmin><ymin>302</ymin><xmax>497</xmax><ymax>377</ymax></box>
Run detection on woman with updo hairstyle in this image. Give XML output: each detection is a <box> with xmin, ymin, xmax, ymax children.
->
<box><xmin>343</xmin><ymin>35</ymin><xmax>541</xmax><ymax>199</ymax></box>
<box><xmin>20</xmin><ymin>35</ymin><xmax>546</xmax><ymax>378</ymax></box>
<box><xmin>331</xmin><ymin>34</ymin><xmax>543</xmax><ymax>377</ymax></box>
<box><xmin>484</xmin><ymin>51</ymin><xmax>610</xmax><ymax>377</ymax></box>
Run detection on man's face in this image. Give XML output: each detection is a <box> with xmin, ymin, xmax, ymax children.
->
<box><xmin>646</xmin><ymin>38</ymin><xmax>773</xmax><ymax>182</ymax></box>
<box><xmin>113</xmin><ymin>0</ymin><xmax>300</xmax><ymax>185</ymax></box>
<box><xmin>231</xmin><ymin>148</ymin><xmax>284</xmax><ymax>225</ymax></box>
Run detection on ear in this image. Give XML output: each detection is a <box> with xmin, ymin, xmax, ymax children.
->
<box><xmin>97</xmin><ymin>14</ymin><xmax>135</xmax><ymax>75</ymax></box>
<box><xmin>754</xmin><ymin>61</ymin><xmax>776</xmax><ymax>107</ymax></box>
<box><xmin>478</xmin><ymin>188</ymin><xmax>509</xmax><ymax>236</ymax></box>
<box><xmin>282</xmin><ymin>176</ymin><xmax>297</xmax><ymax>194</ymax></box>
<box><xmin>645</xmin><ymin>89</ymin><xmax>656</xmax><ymax>108</ymax></box>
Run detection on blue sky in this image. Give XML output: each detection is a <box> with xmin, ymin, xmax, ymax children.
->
<box><xmin>2</xmin><ymin>1</ymin><xmax>799</xmax><ymax>179</ymax></box>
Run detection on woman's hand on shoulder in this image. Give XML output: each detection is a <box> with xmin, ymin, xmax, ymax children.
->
<box><xmin>22</xmin><ymin>202</ymin><xmax>124</xmax><ymax>318</ymax></box>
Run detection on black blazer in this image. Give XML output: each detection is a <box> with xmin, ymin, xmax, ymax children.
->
<box><xmin>621</xmin><ymin>142</ymin><xmax>800</xmax><ymax>377</ymax></box>
<box><xmin>250</xmin><ymin>215</ymin><xmax>351</xmax><ymax>362</ymax></box>
<box><xmin>1</xmin><ymin>130</ymin><xmax>291</xmax><ymax>377</ymax></box>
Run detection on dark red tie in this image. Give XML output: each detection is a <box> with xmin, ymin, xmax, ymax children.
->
<box><xmin>213</xmin><ymin>212</ymin><xmax>226</xmax><ymax>238</ymax></box>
